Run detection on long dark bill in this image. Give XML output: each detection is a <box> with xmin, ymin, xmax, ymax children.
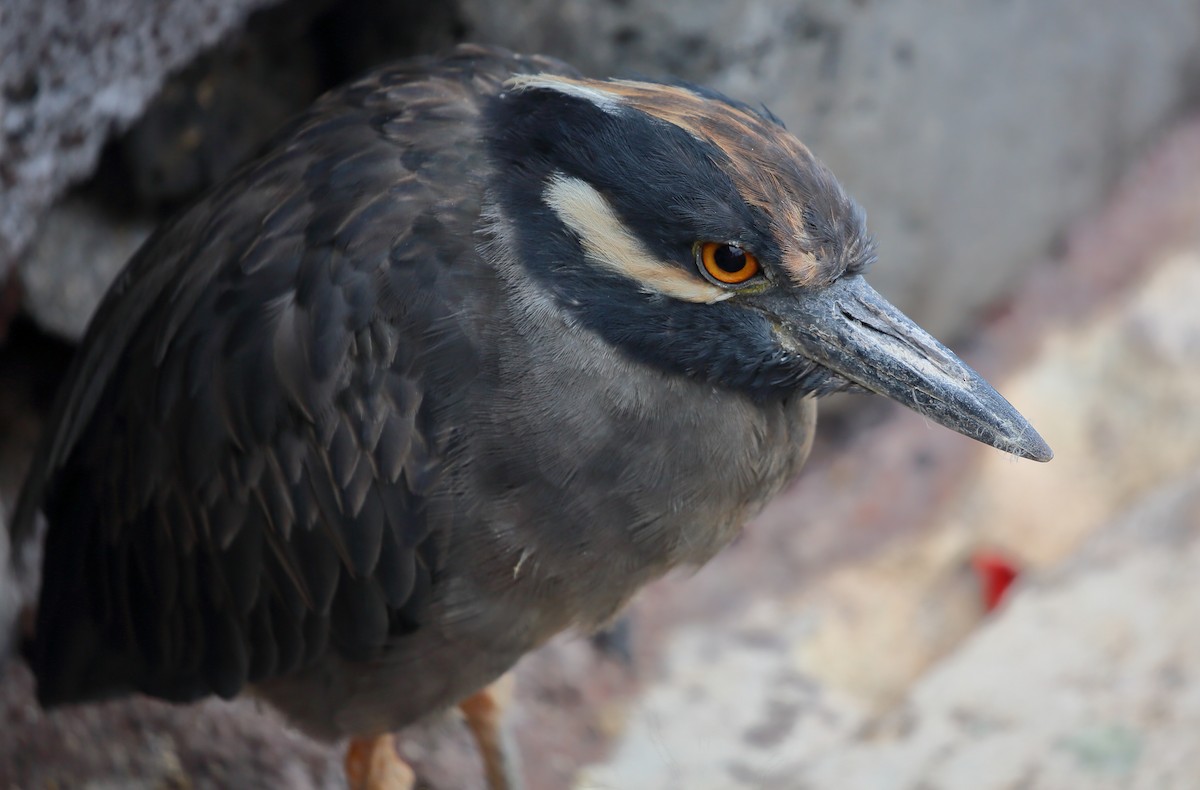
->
<box><xmin>783</xmin><ymin>275</ymin><xmax>1053</xmax><ymax>462</ymax></box>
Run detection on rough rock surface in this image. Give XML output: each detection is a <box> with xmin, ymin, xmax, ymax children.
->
<box><xmin>0</xmin><ymin>0</ymin><xmax>278</xmax><ymax>279</ymax></box>
<box><xmin>8</xmin><ymin>0</ymin><xmax>466</xmax><ymax>339</ymax></box>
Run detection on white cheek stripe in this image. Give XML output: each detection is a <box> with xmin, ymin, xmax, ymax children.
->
<box><xmin>543</xmin><ymin>174</ymin><xmax>732</xmax><ymax>305</ymax></box>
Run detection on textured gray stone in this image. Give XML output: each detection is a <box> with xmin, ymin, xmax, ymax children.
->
<box><xmin>6</xmin><ymin>0</ymin><xmax>472</xmax><ymax>341</ymax></box>
<box><xmin>0</xmin><ymin>0</ymin><xmax>278</xmax><ymax>279</ymax></box>
<box><xmin>19</xmin><ymin>199</ymin><xmax>153</xmax><ymax>340</ymax></box>
<box><xmin>459</xmin><ymin>0</ymin><xmax>1200</xmax><ymax>338</ymax></box>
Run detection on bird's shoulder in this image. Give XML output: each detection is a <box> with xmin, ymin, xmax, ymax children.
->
<box><xmin>18</xmin><ymin>46</ymin><xmax>561</xmax><ymax>705</ymax></box>
<box><xmin>18</xmin><ymin>45</ymin><xmax>572</xmax><ymax>525</ymax></box>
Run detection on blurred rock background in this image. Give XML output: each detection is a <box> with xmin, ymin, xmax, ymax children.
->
<box><xmin>3</xmin><ymin>0</ymin><xmax>1200</xmax><ymax>787</ymax></box>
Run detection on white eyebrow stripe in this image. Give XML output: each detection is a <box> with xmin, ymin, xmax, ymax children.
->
<box><xmin>504</xmin><ymin>74</ymin><xmax>624</xmax><ymax>114</ymax></box>
<box><xmin>543</xmin><ymin>174</ymin><xmax>733</xmax><ymax>305</ymax></box>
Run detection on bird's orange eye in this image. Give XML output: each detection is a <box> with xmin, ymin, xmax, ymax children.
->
<box><xmin>698</xmin><ymin>242</ymin><xmax>760</xmax><ymax>285</ymax></box>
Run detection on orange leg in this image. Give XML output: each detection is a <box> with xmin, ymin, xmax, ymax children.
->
<box><xmin>459</xmin><ymin>674</ymin><xmax>524</xmax><ymax>790</ymax></box>
<box><xmin>344</xmin><ymin>734</ymin><xmax>416</xmax><ymax>790</ymax></box>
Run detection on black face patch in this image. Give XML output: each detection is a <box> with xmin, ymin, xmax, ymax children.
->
<box><xmin>486</xmin><ymin>86</ymin><xmax>781</xmax><ymax>268</ymax></box>
<box><xmin>482</xmin><ymin>85</ymin><xmax>846</xmax><ymax>399</ymax></box>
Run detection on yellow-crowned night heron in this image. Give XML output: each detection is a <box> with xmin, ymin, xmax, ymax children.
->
<box><xmin>10</xmin><ymin>45</ymin><xmax>1051</xmax><ymax>790</ymax></box>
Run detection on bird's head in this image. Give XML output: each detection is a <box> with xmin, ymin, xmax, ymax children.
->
<box><xmin>484</xmin><ymin>74</ymin><xmax>1051</xmax><ymax>462</ymax></box>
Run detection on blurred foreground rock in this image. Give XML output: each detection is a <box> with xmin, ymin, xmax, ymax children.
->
<box><xmin>803</xmin><ymin>471</ymin><xmax>1200</xmax><ymax>789</ymax></box>
<box><xmin>0</xmin><ymin>665</ymin><xmax>342</xmax><ymax>790</ymax></box>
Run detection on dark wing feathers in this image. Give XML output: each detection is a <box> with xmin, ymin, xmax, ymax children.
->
<box><xmin>20</xmin><ymin>45</ymin><xmax>567</xmax><ymax>706</ymax></box>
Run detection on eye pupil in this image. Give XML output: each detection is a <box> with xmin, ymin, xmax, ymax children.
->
<box><xmin>698</xmin><ymin>241</ymin><xmax>760</xmax><ymax>285</ymax></box>
<box><xmin>713</xmin><ymin>245</ymin><xmax>745</xmax><ymax>273</ymax></box>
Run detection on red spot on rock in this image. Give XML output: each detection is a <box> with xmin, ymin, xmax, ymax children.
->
<box><xmin>971</xmin><ymin>550</ymin><xmax>1020</xmax><ymax>612</ymax></box>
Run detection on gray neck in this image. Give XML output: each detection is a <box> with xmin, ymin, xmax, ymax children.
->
<box><xmin>436</xmin><ymin>205</ymin><xmax>817</xmax><ymax>627</ymax></box>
